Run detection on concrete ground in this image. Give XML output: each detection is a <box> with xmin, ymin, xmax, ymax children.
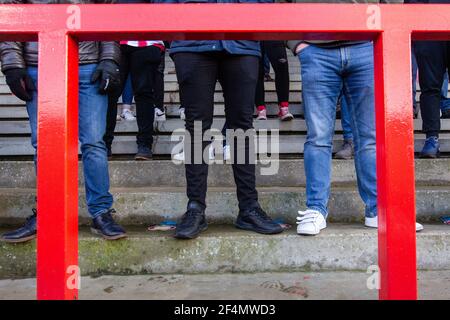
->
<box><xmin>1</xmin><ymin>271</ymin><xmax>449</xmax><ymax>300</ymax></box>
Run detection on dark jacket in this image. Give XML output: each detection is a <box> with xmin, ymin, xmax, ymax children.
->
<box><xmin>156</xmin><ymin>0</ymin><xmax>271</xmax><ymax>57</ymax></box>
<box><xmin>285</xmin><ymin>0</ymin><xmax>398</xmax><ymax>54</ymax></box>
<box><xmin>0</xmin><ymin>0</ymin><xmax>121</xmax><ymax>72</ymax></box>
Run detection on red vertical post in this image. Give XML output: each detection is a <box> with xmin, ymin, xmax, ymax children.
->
<box><xmin>374</xmin><ymin>30</ymin><xmax>417</xmax><ymax>300</ymax></box>
<box><xmin>36</xmin><ymin>30</ymin><xmax>79</xmax><ymax>300</ymax></box>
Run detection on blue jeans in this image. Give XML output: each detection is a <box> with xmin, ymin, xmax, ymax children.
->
<box><xmin>299</xmin><ymin>42</ymin><xmax>377</xmax><ymax>218</ymax></box>
<box><xmin>26</xmin><ymin>64</ymin><xmax>113</xmax><ymax>218</ymax></box>
<box><xmin>339</xmin><ymin>94</ymin><xmax>353</xmax><ymax>141</ymax></box>
<box><xmin>121</xmin><ymin>74</ymin><xmax>134</xmax><ymax>105</ymax></box>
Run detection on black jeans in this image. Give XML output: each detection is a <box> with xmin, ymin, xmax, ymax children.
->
<box><xmin>255</xmin><ymin>41</ymin><xmax>290</xmax><ymax>107</ymax></box>
<box><xmin>414</xmin><ymin>41</ymin><xmax>450</xmax><ymax>138</ymax></box>
<box><xmin>173</xmin><ymin>51</ymin><xmax>259</xmax><ymax>211</ymax></box>
<box><xmin>155</xmin><ymin>51</ymin><xmax>165</xmax><ymax>110</ymax></box>
<box><xmin>104</xmin><ymin>45</ymin><xmax>163</xmax><ymax>149</ymax></box>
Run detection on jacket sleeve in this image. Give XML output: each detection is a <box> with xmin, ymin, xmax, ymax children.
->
<box><xmin>0</xmin><ymin>0</ymin><xmax>26</xmax><ymax>72</ymax></box>
<box><xmin>96</xmin><ymin>0</ymin><xmax>122</xmax><ymax>64</ymax></box>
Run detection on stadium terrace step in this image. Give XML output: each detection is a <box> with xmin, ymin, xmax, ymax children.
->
<box><xmin>2</xmin><ymin>118</ymin><xmax>450</xmax><ymax>135</ymax></box>
<box><xmin>0</xmin><ymin>224</ymin><xmax>449</xmax><ymax>278</ymax></box>
<box><xmin>0</xmin><ymin>186</ymin><xmax>448</xmax><ymax>226</ymax></box>
<box><xmin>1</xmin><ymin>133</ymin><xmax>450</xmax><ymax>156</ymax></box>
<box><xmin>1</xmin><ymin>159</ymin><xmax>449</xmax><ymax>189</ymax></box>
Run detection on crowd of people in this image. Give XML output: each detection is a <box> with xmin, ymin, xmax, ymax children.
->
<box><xmin>1</xmin><ymin>0</ymin><xmax>449</xmax><ymax>243</ymax></box>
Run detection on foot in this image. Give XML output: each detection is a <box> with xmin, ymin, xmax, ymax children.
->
<box><xmin>175</xmin><ymin>201</ymin><xmax>207</xmax><ymax>239</ymax></box>
<box><xmin>296</xmin><ymin>209</ymin><xmax>326</xmax><ymax>236</ymax></box>
<box><xmin>420</xmin><ymin>136</ymin><xmax>440</xmax><ymax>158</ymax></box>
<box><xmin>256</xmin><ymin>106</ymin><xmax>267</xmax><ymax>120</ymax></box>
<box><xmin>442</xmin><ymin>109</ymin><xmax>450</xmax><ymax>119</ymax></box>
<box><xmin>1</xmin><ymin>209</ymin><xmax>37</xmax><ymax>243</ymax></box>
<box><xmin>179</xmin><ymin>107</ymin><xmax>186</xmax><ymax>120</ymax></box>
<box><xmin>223</xmin><ymin>144</ymin><xmax>231</xmax><ymax>161</ymax></box>
<box><xmin>121</xmin><ymin>109</ymin><xmax>136</xmax><ymax>121</ymax></box>
<box><xmin>235</xmin><ymin>206</ymin><xmax>283</xmax><ymax>235</ymax></box>
<box><xmin>365</xmin><ymin>216</ymin><xmax>424</xmax><ymax>232</ymax></box>
<box><xmin>155</xmin><ymin>107</ymin><xmax>166</xmax><ymax>122</ymax></box>
<box><xmin>135</xmin><ymin>145</ymin><xmax>153</xmax><ymax>161</ymax></box>
<box><xmin>278</xmin><ymin>106</ymin><xmax>294</xmax><ymax>121</ymax></box>
<box><xmin>91</xmin><ymin>209</ymin><xmax>127</xmax><ymax>240</ymax></box>
<box><xmin>334</xmin><ymin>139</ymin><xmax>354</xmax><ymax>160</ymax></box>
<box><xmin>264</xmin><ymin>73</ymin><xmax>274</xmax><ymax>82</ymax></box>
<box><xmin>172</xmin><ymin>150</ymin><xmax>185</xmax><ymax>163</ymax></box>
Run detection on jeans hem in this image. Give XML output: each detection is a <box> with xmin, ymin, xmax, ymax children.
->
<box><xmin>307</xmin><ymin>206</ymin><xmax>328</xmax><ymax>218</ymax></box>
<box><xmin>90</xmin><ymin>208</ymin><xmax>111</xmax><ymax>219</ymax></box>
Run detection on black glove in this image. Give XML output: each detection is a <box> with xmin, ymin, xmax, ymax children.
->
<box><xmin>90</xmin><ymin>60</ymin><xmax>121</xmax><ymax>95</ymax></box>
<box><xmin>4</xmin><ymin>68</ymin><xmax>36</xmax><ymax>102</ymax></box>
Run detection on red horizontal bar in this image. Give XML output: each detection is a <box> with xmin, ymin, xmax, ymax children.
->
<box><xmin>0</xmin><ymin>4</ymin><xmax>449</xmax><ymax>41</ymax></box>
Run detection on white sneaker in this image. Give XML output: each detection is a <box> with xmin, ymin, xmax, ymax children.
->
<box><xmin>179</xmin><ymin>107</ymin><xmax>185</xmax><ymax>120</ymax></box>
<box><xmin>223</xmin><ymin>144</ymin><xmax>231</xmax><ymax>161</ymax></box>
<box><xmin>364</xmin><ymin>216</ymin><xmax>424</xmax><ymax>232</ymax></box>
<box><xmin>172</xmin><ymin>150</ymin><xmax>185</xmax><ymax>163</ymax></box>
<box><xmin>121</xmin><ymin>109</ymin><xmax>136</xmax><ymax>121</ymax></box>
<box><xmin>155</xmin><ymin>107</ymin><xmax>166</xmax><ymax>121</ymax></box>
<box><xmin>296</xmin><ymin>209</ymin><xmax>327</xmax><ymax>236</ymax></box>
<box><xmin>209</xmin><ymin>145</ymin><xmax>215</xmax><ymax>161</ymax></box>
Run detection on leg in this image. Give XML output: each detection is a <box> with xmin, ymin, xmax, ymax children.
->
<box><xmin>343</xmin><ymin>42</ymin><xmax>377</xmax><ymax>218</ymax></box>
<box><xmin>173</xmin><ymin>52</ymin><xmax>217</xmax><ymax>209</ymax></box>
<box><xmin>154</xmin><ymin>50</ymin><xmax>165</xmax><ymax>110</ymax></box>
<box><xmin>129</xmin><ymin>46</ymin><xmax>161</xmax><ymax>154</ymax></box>
<box><xmin>265</xmin><ymin>40</ymin><xmax>290</xmax><ymax>105</ymax></box>
<box><xmin>299</xmin><ymin>45</ymin><xmax>342</xmax><ymax>218</ymax></box>
<box><xmin>415</xmin><ymin>41</ymin><xmax>446</xmax><ymax>138</ymax></box>
<box><xmin>219</xmin><ymin>54</ymin><xmax>259</xmax><ymax>211</ymax></box>
<box><xmin>104</xmin><ymin>46</ymin><xmax>130</xmax><ymax>152</ymax></box>
<box><xmin>78</xmin><ymin>64</ymin><xmax>114</xmax><ymax>219</ymax></box>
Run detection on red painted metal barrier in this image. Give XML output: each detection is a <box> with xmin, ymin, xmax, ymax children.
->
<box><xmin>0</xmin><ymin>3</ymin><xmax>449</xmax><ymax>300</ymax></box>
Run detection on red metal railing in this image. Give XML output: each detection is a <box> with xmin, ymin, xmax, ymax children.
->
<box><xmin>0</xmin><ymin>3</ymin><xmax>449</xmax><ymax>300</ymax></box>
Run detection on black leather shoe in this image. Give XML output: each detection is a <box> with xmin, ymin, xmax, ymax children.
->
<box><xmin>235</xmin><ymin>206</ymin><xmax>283</xmax><ymax>234</ymax></box>
<box><xmin>91</xmin><ymin>209</ymin><xmax>127</xmax><ymax>240</ymax></box>
<box><xmin>175</xmin><ymin>201</ymin><xmax>207</xmax><ymax>239</ymax></box>
<box><xmin>1</xmin><ymin>209</ymin><xmax>37</xmax><ymax>243</ymax></box>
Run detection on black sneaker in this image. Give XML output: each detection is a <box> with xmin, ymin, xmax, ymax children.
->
<box><xmin>135</xmin><ymin>145</ymin><xmax>152</xmax><ymax>161</ymax></box>
<box><xmin>107</xmin><ymin>146</ymin><xmax>112</xmax><ymax>160</ymax></box>
<box><xmin>235</xmin><ymin>206</ymin><xmax>283</xmax><ymax>235</ymax></box>
<box><xmin>174</xmin><ymin>201</ymin><xmax>207</xmax><ymax>239</ymax></box>
<box><xmin>1</xmin><ymin>209</ymin><xmax>37</xmax><ymax>243</ymax></box>
<box><xmin>91</xmin><ymin>209</ymin><xmax>127</xmax><ymax>240</ymax></box>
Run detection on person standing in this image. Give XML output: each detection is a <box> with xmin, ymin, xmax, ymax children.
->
<box><xmin>407</xmin><ymin>0</ymin><xmax>450</xmax><ymax>157</ymax></box>
<box><xmin>158</xmin><ymin>0</ymin><xmax>284</xmax><ymax>239</ymax></box>
<box><xmin>0</xmin><ymin>0</ymin><xmax>127</xmax><ymax>242</ymax></box>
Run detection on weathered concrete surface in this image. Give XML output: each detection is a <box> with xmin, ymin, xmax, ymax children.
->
<box><xmin>1</xmin><ymin>271</ymin><xmax>449</xmax><ymax>300</ymax></box>
<box><xmin>0</xmin><ymin>186</ymin><xmax>449</xmax><ymax>226</ymax></box>
<box><xmin>0</xmin><ymin>224</ymin><xmax>449</xmax><ymax>279</ymax></box>
<box><xmin>1</xmin><ymin>159</ymin><xmax>449</xmax><ymax>188</ymax></box>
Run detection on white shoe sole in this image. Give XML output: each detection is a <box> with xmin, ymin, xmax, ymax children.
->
<box><xmin>365</xmin><ymin>217</ymin><xmax>424</xmax><ymax>232</ymax></box>
<box><xmin>297</xmin><ymin>221</ymin><xmax>326</xmax><ymax>236</ymax></box>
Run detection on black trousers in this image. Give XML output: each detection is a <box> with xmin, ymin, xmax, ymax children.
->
<box><xmin>255</xmin><ymin>41</ymin><xmax>290</xmax><ymax>107</ymax></box>
<box><xmin>414</xmin><ymin>41</ymin><xmax>450</xmax><ymax>138</ymax></box>
<box><xmin>104</xmin><ymin>45</ymin><xmax>163</xmax><ymax>149</ymax></box>
<box><xmin>173</xmin><ymin>51</ymin><xmax>259</xmax><ymax>211</ymax></box>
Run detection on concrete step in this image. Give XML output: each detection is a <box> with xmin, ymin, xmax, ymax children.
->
<box><xmin>2</xmin><ymin>118</ymin><xmax>450</xmax><ymax>135</ymax></box>
<box><xmin>1</xmin><ymin>159</ymin><xmax>449</xmax><ymax>189</ymax></box>
<box><xmin>1</xmin><ymin>133</ymin><xmax>450</xmax><ymax>156</ymax></box>
<box><xmin>0</xmin><ymin>103</ymin><xmax>306</xmax><ymax>119</ymax></box>
<box><xmin>0</xmin><ymin>186</ymin><xmax>448</xmax><ymax>225</ymax></box>
<box><xmin>1</xmin><ymin>271</ymin><xmax>449</xmax><ymax>300</ymax></box>
<box><xmin>0</xmin><ymin>224</ymin><xmax>448</xmax><ymax>279</ymax></box>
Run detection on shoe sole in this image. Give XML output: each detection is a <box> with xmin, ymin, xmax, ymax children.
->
<box><xmin>90</xmin><ymin>228</ymin><xmax>127</xmax><ymax>240</ymax></box>
<box><xmin>174</xmin><ymin>224</ymin><xmax>208</xmax><ymax>240</ymax></box>
<box><xmin>235</xmin><ymin>221</ymin><xmax>283</xmax><ymax>235</ymax></box>
<box><xmin>135</xmin><ymin>155</ymin><xmax>152</xmax><ymax>161</ymax></box>
<box><xmin>297</xmin><ymin>226</ymin><xmax>326</xmax><ymax>236</ymax></box>
<box><xmin>280</xmin><ymin>115</ymin><xmax>294</xmax><ymax>121</ymax></box>
<box><xmin>0</xmin><ymin>234</ymin><xmax>36</xmax><ymax>243</ymax></box>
